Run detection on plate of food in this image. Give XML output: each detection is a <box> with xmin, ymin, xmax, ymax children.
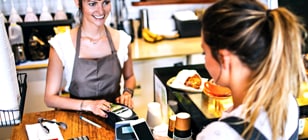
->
<box><xmin>167</xmin><ymin>69</ymin><xmax>208</xmax><ymax>92</ymax></box>
<box><xmin>203</xmin><ymin>79</ymin><xmax>232</xmax><ymax>99</ymax></box>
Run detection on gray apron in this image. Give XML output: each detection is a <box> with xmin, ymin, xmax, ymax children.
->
<box><xmin>69</xmin><ymin>26</ymin><xmax>122</xmax><ymax>102</ymax></box>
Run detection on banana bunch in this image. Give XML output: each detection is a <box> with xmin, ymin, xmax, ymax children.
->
<box><xmin>142</xmin><ymin>28</ymin><xmax>164</xmax><ymax>43</ymax></box>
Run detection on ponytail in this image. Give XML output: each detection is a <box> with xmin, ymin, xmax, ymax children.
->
<box><xmin>247</xmin><ymin>7</ymin><xmax>307</xmax><ymax>139</ymax></box>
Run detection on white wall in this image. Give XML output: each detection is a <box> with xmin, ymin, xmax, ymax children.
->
<box><xmin>1</xmin><ymin>0</ymin><xmax>211</xmax><ymax>33</ymax></box>
<box><xmin>0</xmin><ymin>0</ymin><xmax>78</xmax><ymax>16</ymax></box>
<box><xmin>125</xmin><ymin>3</ymin><xmax>210</xmax><ymax>34</ymax></box>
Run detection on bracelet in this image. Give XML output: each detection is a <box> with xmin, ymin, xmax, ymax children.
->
<box><xmin>80</xmin><ymin>100</ymin><xmax>84</xmax><ymax>111</ymax></box>
<box><xmin>124</xmin><ymin>87</ymin><xmax>134</xmax><ymax>97</ymax></box>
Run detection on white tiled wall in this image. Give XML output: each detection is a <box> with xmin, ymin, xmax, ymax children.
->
<box><xmin>0</xmin><ymin>0</ymin><xmax>77</xmax><ymax>16</ymax></box>
<box><xmin>1</xmin><ymin>0</ymin><xmax>211</xmax><ymax>33</ymax></box>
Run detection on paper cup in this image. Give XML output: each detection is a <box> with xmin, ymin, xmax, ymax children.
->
<box><xmin>173</xmin><ymin>112</ymin><xmax>191</xmax><ymax>139</ymax></box>
<box><xmin>146</xmin><ymin>102</ymin><xmax>162</xmax><ymax>129</ymax></box>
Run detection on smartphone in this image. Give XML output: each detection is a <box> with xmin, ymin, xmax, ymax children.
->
<box><xmin>130</xmin><ymin>118</ymin><xmax>154</xmax><ymax>140</ymax></box>
<box><xmin>115</xmin><ymin>120</ymin><xmax>137</xmax><ymax>140</ymax></box>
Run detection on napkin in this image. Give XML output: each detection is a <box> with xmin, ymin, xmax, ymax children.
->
<box><xmin>0</xmin><ymin>12</ymin><xmax>6</xmax><ymax>23</ymax></box>
<box><xmin>0</xmin><ymin>12</ymin><xmax>20</xmax><ymax>122</ymax></box>
<box><xmin>25</xmin><ymin>120</ymin><xmax>64</xmax><ymax>140</ymax></box>
<box><xmin>171</xmin><ymin>69</ymin><xmax>200</xmax><ymax>88</ymax></box>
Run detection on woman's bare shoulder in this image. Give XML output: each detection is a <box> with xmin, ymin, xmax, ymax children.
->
<box><xmin>70</xmin><ymin>27</ymin><xmax>79</xmax><ymax>37</ymax></box>
<box><xmin>106</xmin><ymin>26</ymin><xmax>121</xmax><ymax>48</ymax></box>
<box><xmin>106</xmin><ymin>26</ymin><xmax>120</xmax><ymax>37</ymax></box>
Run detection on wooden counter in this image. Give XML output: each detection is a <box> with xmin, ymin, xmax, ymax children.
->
<box><xmin>16</xmin><ymin>37</ymin><xmax>203</xmax><ymax>70</ymax></box>
<box><xmin>15</xmin><ymin>59</ymin><xmax>49</xmax><ymax>70</ymax></box>
<box><xmin>11</xmin><ymin>110</ymin><xmax>115</xmax><ymax>140</ymax></box>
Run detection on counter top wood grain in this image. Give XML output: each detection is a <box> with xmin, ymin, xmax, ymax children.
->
<box><xmin>11</xmin><ymin>110</ymin><xmax>115</xmax><ymax>140</ymax></box>
<box><xmin>16</xmin><ymin>37</ymin><xmax>203</xmax><ymax>70</ymax></box>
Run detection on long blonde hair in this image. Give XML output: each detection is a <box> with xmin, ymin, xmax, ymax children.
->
<box><xmin>201</xmin><ymin>0</ymin><xmax>307</xmax><ymax>139</ymax></box>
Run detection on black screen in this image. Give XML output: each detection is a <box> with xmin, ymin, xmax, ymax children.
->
<box><xmin>132</xmin><ymin>122</ymin><xmax>154</xmax><ymax>140</ymax></box>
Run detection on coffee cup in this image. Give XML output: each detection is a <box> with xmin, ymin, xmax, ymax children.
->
<box><xmin>173</xmin><ymin>112</ymin><xmax>192</xmax><ymax>140</ymax></box>
<box><xmin>146</xmin><ymin>102</ymin><xmax>162</xmax><ymax>129</ymax></box>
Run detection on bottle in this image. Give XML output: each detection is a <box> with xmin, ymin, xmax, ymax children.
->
<box><xmin>54</xmin><ymin>0</ymin><xmax>67</xmax><ymax>20</ymax></box>
<box><xmin>8</xmin><ymin>7</ymin><xmax>23</xmax><ymax>23</ymax></box>
<box><xmin>8</xmin><ymin>22</ymin><xmax>27</xmax><ymax>64</ymax></box>
<box><xmin>39</xmin><ymin>0</ymin><xmax>53</xmax><ymax>21</ymax></box>
<box><xmin>24</xmin><ymin>0</ymin><xmax>38</xmax><ymax>22</ymax></box>
<box><xmin>140</xmin><ymin>9</ymin><xmax>149</xmax><ymax>29</ymax></box>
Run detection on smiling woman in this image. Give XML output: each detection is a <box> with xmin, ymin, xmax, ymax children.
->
<box><xmin>44</xmin><ymin>0</ymin><xmax>136</xmax><ymax>122</ymax></box>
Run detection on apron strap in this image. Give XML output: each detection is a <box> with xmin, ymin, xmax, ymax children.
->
<box><xmin>220</xmin><ymin>117</ymin><xmax>267</xmax><ymax>140</ymax></box>
<box><xmin>70</xmin><ymin>26</ymin><xmax>82</xmax><ymax>81</ymax></box>
<box><xmin>104</xmin><ymin>25</ymin><xmax>117</xmax><ymax>54</ymax></box>
<box><xmin>76</xmin><ymin>26</ymin><xmax>82</xmax><ymax>57</ymax></box>
<box><xmin>220</xmin><ymin>116</ymin><xmax>298</xmax><ymax>140</ymax></box>
<box><xmin>289</xmin><ymin>127</ymin><xmax>298</xmax><ymax>140</ymax></box>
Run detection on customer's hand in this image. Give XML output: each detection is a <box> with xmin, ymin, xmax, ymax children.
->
<box><xmin>82</xmin><ymin>100</ymin><xmax>111</xmax><ymax>118</ymax></box>
<box><xmin>116</xmin><ymin>92</ymin><xmax>134</xmax><ymax>108</ymax></box>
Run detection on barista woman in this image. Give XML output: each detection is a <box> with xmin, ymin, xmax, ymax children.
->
<box><xmin>197</xmin><ymin>0</ymin><xmax>307</xmax><ymax>139</ymax></box>
<box><xmin>44</xmin><ymin>0</ymin><xmax>136</xmax><ymax>118</ymax></box>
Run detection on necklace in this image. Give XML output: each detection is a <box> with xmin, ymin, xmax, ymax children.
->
<box><xmin>81</xmin><ymin>28</ymin><xmax>106</xmax><ymax>45</ymax></box>
<box><xmin>86</xmin><ymin>37</ymin><xmax>102</xmax><ymax>45</ymax></box>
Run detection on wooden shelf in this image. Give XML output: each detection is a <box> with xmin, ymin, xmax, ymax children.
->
<box><xmin>132</xmin><ymin>0</ymin><xmax>216</xmax><ymax>6</ymax></box>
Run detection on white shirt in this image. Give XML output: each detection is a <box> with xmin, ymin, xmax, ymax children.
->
<box><xmin>48</xmin><ymin>29</ymin><xmax>131</xmax><ymax>91</ymax></box>
<box><xmin>196</xmin><ymin>94</ymin><xmax>299</xmax><ymax>140</ymax></box>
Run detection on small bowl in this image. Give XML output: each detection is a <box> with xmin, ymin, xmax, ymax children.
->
<box><xmin>203</xmin><ymin>79</ymin><xmax>232</xmax><ymax>99</ymax></box>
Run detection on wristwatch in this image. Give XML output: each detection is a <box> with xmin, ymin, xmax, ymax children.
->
<box><xmin>123</xmin><ymin>87</ymin><xmax>134</xmax><ymax>97</ymax></box>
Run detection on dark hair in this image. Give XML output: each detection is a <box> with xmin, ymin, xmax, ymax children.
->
<box><xmin>77</xmin><ymin>0</ymin><xmax>83</xmax><ymax>24</ymax></box>
<box><xmin>202</xmin><ymin>0</ymin><xmax>270</xmax><ymax>69</ymax></box>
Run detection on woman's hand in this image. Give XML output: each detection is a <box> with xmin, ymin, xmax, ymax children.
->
<box><xmin>81</xmin><ymin>100</ymin><xmax>111</xmax><ymax>118</ymax></box>
<box><xmin>116</xmin><ymin>92</ymin><xmax>134</xmax><ymax>108</ymax></box>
